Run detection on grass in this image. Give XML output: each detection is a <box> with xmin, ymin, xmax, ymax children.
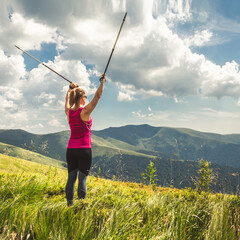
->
<box><xmin>0</xmin><ymin>142</ymin><xmax>66</xmax><ymax>168</ymax></box>
<box><xmin>0</xmin><ymin>155</ymin><xmax>239</xmax><ymax>239</ymax></box>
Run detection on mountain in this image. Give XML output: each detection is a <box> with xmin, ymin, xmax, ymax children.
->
<box><xmin>0</xmin><ymin>129</ymin><xmax>70</xmax><ymax>161</ymax></box>
<box><xmin>0</xmin><ymin>128</ymin><xmax>155</xmax><ymax>160</ymax></box>
<box><xmin>94</xmin><ymin>125</ymin><xmax>240</xmax><ymax>168</ymax></box>
<box><xmin>1</xmin><ymin>125</ymin><xmax>240</xmax><ymax>168</ymax></box>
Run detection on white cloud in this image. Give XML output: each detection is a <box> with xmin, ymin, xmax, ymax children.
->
<box><xmin>0</xmin><ymin>98</ymin><xmax>15</xmax><ymax>109</ymax></box>
<box><xmin>37</xmin><ymin>92</ymin><xmax>56</xmax><ymax>101</ymax></box>
<box><xmin>109</xmin><ymin>15</ymin><xmax>240</xmax><ymax>100</ymax></box>
<box><xmin>117</xmin><ymin>83</ymin><xmax>136</xmax><ymax>101</ymax></box>
<box><xmin>201</xmin><ymin>60</ymin><xmax>240</xmax><ymax>99</ymax></box>
<box><xmin>36</xmin><ymin>92</ymin><xmax>56</xmax><ymax>107</ymax></box>
<box><xmin>118</xmin><ymin>91</ymin><xmax>135</xmax><ymax>102</ymax></box>
<box><xmin>0</xmin><ymin>87</ymin><xmax>23</xmax><ymax>112</ymax></box>
<box><xmin>0</xmin><ymin>87</ymin><xmax>23</xmax><ymax>100</ymax></box>
<box><xmin>184</xmin><ymin>30</ymin><xmax>213</xmax><ymax>47</ymax></box>
<box><xmin>0</xmin><ymin>50</ymin><xmax>26</xmax><ymax>85</ymax></box>
<box><xmin>0</xmin><ymin>44</ymin><xmax>95</xmax><ymax>131</ymax></box>
<box><xmin>20</xmin><ymin>56</ymin><xmax>95</xmax><ymax>109</ymax></box>
<box><xmin>0</xmin><ymin>107</ymin><xmax>29</xmax><ymax>129</ymax></box>
<box><xmin>153</xmin><ymin>0</ymin><xmax>192</xmax><ymax>22</ymax></box>
<box><xmin>26</xmin><ymin>123</ymin><xmax>44</xmax><ymax>129</ymax></box>
<box><xmin>132</xmin><ymin>110</ymin><xmax>146</xmax><ymax>118</ymax></box>
<box><xmin>174</xmin><ymin>96</ymin><xmax>184</xmax><ymax>103</ymax></box>
<box><xmin>0</xmin><ymin>11</ymin><xmax>56</xmax><ymax>54</ymax></box>
<box><xmin>132</xmin><ymin>109</ymin><xmax>169</xmax><ymax>121</ymax></box>
<box><xmin>48</xmin><ymin>119</ymin><xmax>65</xmax><ymax>127</ymax></box>
<box><xmin>57</xmin><ymin>100</ymin><xmax>65</xmax><ymax>108</ymax></box>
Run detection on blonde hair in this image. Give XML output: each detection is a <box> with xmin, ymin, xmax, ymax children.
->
<box><xmin>69</xmin><ymin>88</ymin><xmax>85</xmax><ymax>107</ymax></box>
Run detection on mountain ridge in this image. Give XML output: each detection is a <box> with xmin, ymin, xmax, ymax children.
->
<box><xmin>0</xmin><ymin>124</ymin><xmax>240</xmax><ymax>168</ymax></box>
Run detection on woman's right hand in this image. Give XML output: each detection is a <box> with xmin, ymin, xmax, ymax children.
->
<box><xmin>70</xmin><ymin>82</ymin><xmax>79</xmax><ymax>89</ymax></box>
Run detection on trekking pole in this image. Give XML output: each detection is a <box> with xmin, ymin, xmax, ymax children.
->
<box><xmin>100</xmin><ymin>12</ymin><xmax>127</xmax><ymax>81</ymax></box>
<box><xmin>14</xmin><ymin>45</ymin><xmax>72</xmax><ymax>84</ymax></box>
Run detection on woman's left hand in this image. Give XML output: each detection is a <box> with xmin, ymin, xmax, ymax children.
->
<box><xmin>100</xmin><ymin>74</ymin><xmax>106</xmax><ymax>83</ymax></box>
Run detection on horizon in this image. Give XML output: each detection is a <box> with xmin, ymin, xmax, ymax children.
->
<box><xmin>1</xmin><ymin>0</ymin><xmax>240</xmax><ymax>135</ymax></box>
<box><xmin>1</xmin><ymin>123</ymin><xmax>240</xmax><ymax>136</ymax></box>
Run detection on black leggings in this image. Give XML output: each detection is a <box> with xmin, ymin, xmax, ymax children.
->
<box><xmin>65</xmin><ymin>148</ymin><xmax>92</xmax><ymax>205</ymax></box>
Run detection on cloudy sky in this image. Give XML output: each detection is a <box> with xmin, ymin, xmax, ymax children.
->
<box><xmin>1</xmin><ymin>0</ymin><xmax>240</xmax><ymax>134</ymax></box>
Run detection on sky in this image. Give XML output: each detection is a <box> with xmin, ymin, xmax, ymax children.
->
<box><xmin>1</xmin><ymin>0</ymin><xmax>240</xmax><ymax>134</ymax></box>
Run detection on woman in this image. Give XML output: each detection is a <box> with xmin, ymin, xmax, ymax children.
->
<box><xmin>65</xmin><ymin>74</ymin><xmax>106</xmax><ymax>206</ymax></box>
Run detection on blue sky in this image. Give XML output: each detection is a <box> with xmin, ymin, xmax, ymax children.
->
<box><xmin>1</xmin><ymin>0</ymin><xmax>240</xmax><ymax>134</ymax></box>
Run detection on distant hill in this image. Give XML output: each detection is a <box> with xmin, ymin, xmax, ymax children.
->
<box><xmin>0</xmin><ymin>142</ymin><xmax>66</xmax><ymax>168</ymax></box>
<box><xmin>94</xmin><ymin>124</ymin><xmax>240</xmax><ymax>168</ymax></box>
<box><xmin>0</xmin><ymin>129</ymin><xmax>70</xmax><ymax>161</ymax></box>
<box><xmin>0</xmin><ymin>128</ymin><xmax>155</xmax><ymax>160</ymax></box>
<box><xmin>1</xmin><ymin>125</ymin><xmax>240</xmax><ymax>168</ymax></box>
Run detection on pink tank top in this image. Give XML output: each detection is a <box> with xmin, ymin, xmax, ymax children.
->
<box><xmin>67</xmin><ymin>108</ymin><xmax>92</xmax><ymax>148</ymax></box>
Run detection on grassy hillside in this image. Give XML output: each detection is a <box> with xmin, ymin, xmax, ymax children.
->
<box><xmin>0</xmin><ymin>154</ymin><xmax>61</xmax><ymax>174</ymax></box>
<box><xmin>0</xmin><ymin>142</ymin><xmax>66</xmax><ymax>168</ymax></box>
<box><xmin>0</xmin><ymin>155</ymin><xmax>239</xmax><ymax>239</ymax></box>
<box><xmin>0</xmin><ymin>140</ymin><xmax>239</xmax><ymax>194</ymax></box>
<box><xmin>92</xmin><ymin>134</ymin><xmax>156</xmax><ymax>159</ymax></box>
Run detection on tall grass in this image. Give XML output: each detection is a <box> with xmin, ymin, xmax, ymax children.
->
<box><xmin>0</xmin><ymin>157</ymin><xmax>239</xmax><ymax>239</ymax></box>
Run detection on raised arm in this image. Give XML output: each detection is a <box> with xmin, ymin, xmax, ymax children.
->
<box><xmin>65</xmin><ymin>82</ymin><xmax>79</xmax><ymax>120</ymax></box>
<box><xmin>65</xmin><ymin>88</ymin><xmax>72</xmax><ymax>115</ymax></box>
<box><xmin>81</xmin><ymin>74</ymin><xmax>106</xmax><ymax>121</ymax></box>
